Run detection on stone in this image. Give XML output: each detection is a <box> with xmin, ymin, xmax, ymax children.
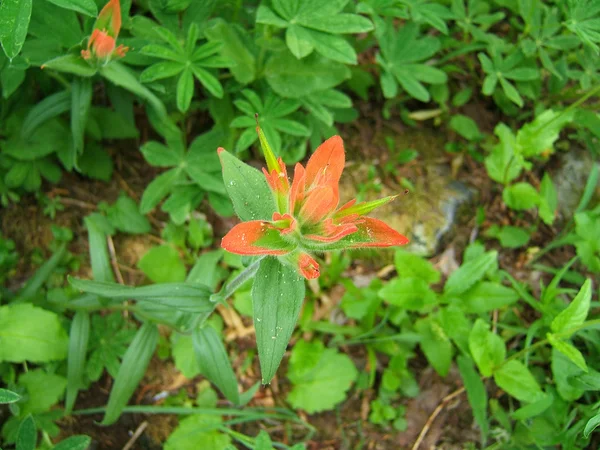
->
<box><xmin>552</xmin><ymin>148</ymin><xmax>600</xmax><ymax>220</ymax></box>
<box><xmin>340</xmin><ymin>129</ymin><xmax>476</xmax><ymax>256</ymax></box>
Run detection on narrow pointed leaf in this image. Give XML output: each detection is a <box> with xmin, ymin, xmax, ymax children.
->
<box><xmin>102</xmin><ymin>322</ymin><xmax>159</xmax><ymax>425</ymax></box>
<box><xmin>16</xmin><ymin>414</ymin><xmax>36</xmax><ymax>450</ymax></box>
<box><xmin>551</xmin><ymin>279</ymin><xmax>592</xmax><ymax>335</ymax></box>
<box><xmin>252</xmin><ymin>257</ymin><xmax>305</xmax><ymax>384</ymax></box>
<box><xmin>0</xmin><ymin>388</ymin><xmax>21</xmax><ymax>404</ymax></box>
<box><xmin>53</xmin><ymin>435</ymin><xmax>92</xmax><ymax>450</ymax></box>
<box><xmin>65</xmin><ymin>311</ymin><xmax>90</xmax><ymax>413</ymax></box>
<box><xmin>71</xmin><ymin>77</ymin><xmax>92</xmax><ymax>154</ymax></box>
<box><xmin>192</xmin><ymin>326</ymin><xmax>241</xmax><ymax>404</ymax></box>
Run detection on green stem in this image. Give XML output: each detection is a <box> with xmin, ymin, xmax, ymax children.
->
<box><xmin>499</xmin><ymin>318</ymin><xmax>600</xmax><ymax>368</ymax></box>
<box><xmin>542</xmin><ymin>84</ymin><xmax>600</xmax><ymax>131</ymax></box>
<box><xmin>210</xmin><ymin>257</ymin><xmax>264</xmax><ymax>304</ymax></box>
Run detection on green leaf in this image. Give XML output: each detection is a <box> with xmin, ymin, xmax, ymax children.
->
<box><xmin>19</xmin><ymin>369</ymin><xmax>67</xmax><ymax>415</ymax></box>
<box><xmin>486</xmin><ymin>225</ymin><xmax>530</xmax><ymax>249</ymax></box>
<box><xmin>538</xmin><ymin>173</ymin><xmax>557</xmax><ymax>225</ymax></box>
<box><xmin>499</xmin><ymin>77</ymin><xmax>523</xmax><ymax>107</ymax></box>
<box><xmin>462</xmin><ymin>281</ymin><xmax>519</xmax><ymax>313</ymax></box>
<box><xmin>176</xmin><ymin>69</ymin><xmax>194</xmax><ymax>112</ymax></box>
<box><xmin>172</xmin><ymin>334</ymin><xmax>201</xmax><ymax>378</ymax></box>
<box><xmin>84</xmin><ymin>213</ymin><xmax>115</xmax><ymax>283</ymax></box>
<box><xmin>41</xmin><ymin>54</ymin><xmax>97</xmax><ymax>77</ymax></box>
<box><xmin>20</xmin><ymin>90</ymin><xmax>71</xmax><ymax>138</ymax></box>
<box><xmin>415</xmin><ymin>316</ymin><xmax>453</xmax><ymax>377</ymax></box>
<box><xmin>141</xmin><ymin>141</ymin><xmax>183</xmax><ymax>167</ymax></box>
<box><xmin>190</xmin><ymin>65</ymin><xmax>223</xmax><ymax>98</ymax></box>
<box><xmin>286</xmin><ymin>24</ymin><xmax>314</xmax><ymax>59</ymax></box>
<box><xmin>265</xmin><ymin>52</ymin><xmax>351</xmax><ymax>98</ymax></box>
<box><xmin>204</xmin><ymin>19</ymin><xmax>255</xmax><ymax>84</ymax></box>
<box><xmin>16</xmin><ymin>415</ymin><xmax>36</xmax><ymax>450</ymax></box>
<box><xmin>71</xmin><ymin>77</ymin><xmax>92</xmax><ymax>155</ymax></box>
<box><xmin>511</xmin><ymin>392</ymin><xmax>554</xmax><ymax>420</ymax></box>
<box><xmin>138</xmin><ymin>245</ymin><xmax>186</xmax><ymax>283</ymax></box>
<box><xmin>450</xmin><ymin>114</ymin><xmax>481</xmax><ymax>141</ymax></box>
<box><xmin>305</xmin><ymin>29</ymin><xmax>357</xmax><ymax>64</ymax></box>
<box><xmin>140</xmin><ymin>168</ymin><xmax>183</xmax><ymax>213</ymax></box>
<box><xmin>193</xmin><ymin>326</ymin><xmax>241</xmax><ymax>404</ymax></box>
<box><xmin>106</xmin><ymin>194</ymin><xmax>151</xmax><ymax>235</ymax></box>
<box><xmin>444</xmin><ymin>251</ymin><xmax>497</xmax><ymax>296</ymax></box>
<box><xmin>546</xmin><ymin>333</ymin><xmax>587</xmax><ymax>372</ymax></box>
<box><xmin>0</xmin><ymin>0</ymin><xmax>33</xmax><ymax>60</ymax></box>
<box><xmin>379</xmin><ymin>277</ymin><xmax>437</xmax><ymax>310</ymax></box>
<box><xmin>255</xmin><ymin>430</ymin><xmax>273</xmax><ymax>450</ymax></box>
<box><xmin>552</xmin><ymin>347</ymin><xmax>584</xmax><ymax>401</ymax></box>
<box><xmin>551</xmin><ymin>279</ymin><xmax>592</xmax><ymax>335</ymax></box>
<box><xmin>219</xmin><ymin>150</ymin><xmax>277</xmax><ymax>222</ymax></box>
<box><xmin>305</xmin><ymin>13</ymin><xmax>374</xmax><ymax>34</ymax></box>
<box><xmin>69</xmin><ymin>278</ymin><xmax>214</xmax><ymax>313</ymax></box>
<box><xmin>0</xmin><ymin>388</ymin><xmax>21</xmax><ymax>404</ymax></box>
<box><xmin>457</xmin><ymin>356</ymin><xmax>488</xmax><ymax>442</ymax></box>
<box><xmin>484</xmin><ymin>123</ymin><xmax>522</xmax><ymax>184</ymax></box>
<box><xmin>493</xmin><ymin>360</ymin><xmax>545</xmax><ymax>403</ymax></box>
<box><xmin>102</xmin><ymin>322</ymin><xmax>159</xmax><ymax>425</ymax></box>
<box><xmin>394</xmin><ymin>250</ymin><xmax>440</xmax><ymax>284</ymax></box>
<box><xmin>502</xmin><ymin>182</ymin><xmax>539</xmax><ymax>210</ymax></box>
<box><xmin>1</xmin><ymin>58</ymin><xmax>27</xmax><ymax>98</ymax></box>
<box><xmin>53</xmin><ymin>436</ymin><xmax>93</xmax><ymax>450</ymax></box>
<box><xmin>65</xmin><ymin>311</ymin><xmax>90</xmax><ymax>413</ymax></box>
<box><xmin>516</xmin><ymin>109</ymin><xmax>574</xmax><ymax>158</ymax></box>
<box><xmin>45</xmin><ymin>0</ymin><xmax>97</xmax><ymax>16</ymax></box>
<box><xmin>0</xmin><ymin>304</ymin><xmax>68</xmax><ymax>363</ymax></box>
<box><xmin>100</xmin><ymin>62</ymin><xmax>167</xmax><ymax>120</ymax></box>
<box><xmin>584</xmin><ymin>413</ymin><xmax>600</xmax><ymax>438</ymax></box>
<box><xmin>164</xmin><ymin>414</ymin><xmax>231</xmax><ymax>450</ymax></box>
<box><xmin>468</xmin><ymin>319</ymin><xmax>505</xmax><ymax>377</ymax></box>
<box><xmin>140</xmin><ymin>61</ymin><xmax>184</xmax><ymax>82</ymax></box>
<box><xmin>287</xmin><ymin>340</ymin><xmax>357</xmax><ymax>413</ymax></box>
<box><xmin>252</xmin><ymin>257</ymin><xmax>305</xmax><ymax>384</ymax></box>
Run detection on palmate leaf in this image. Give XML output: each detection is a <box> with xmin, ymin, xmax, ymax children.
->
<box><xmin>478</xmin><ymin>48</ymin><xmax>539</xmax><ymax>107</ymax></box>
<box><xmin>375</xmin><ymin>21</ymin><xmax>447</xmax><ymax>101</ymax></box>
<box><xmin>257</xmin><ymin>0</ymin><xmax>373</xmax><ymax>64</ymax></box>
<box><xmin>230</xmin><ymin>89</ymin><xmax>309</xmax><ymax>153</ymax></box>
<box><xmin>400</xmin><ymin>0</ymin><xmax>454</xmax><ymax>35</ymax></box>
<box><xmin>139</xmin><ymin>24</ymin><xmax>230</xmax><ymax>111</ymax></box>
<box><xmin>566</xmin><ymin>0</ymin><xmax>600</xmax><ymax>53</ymax></box>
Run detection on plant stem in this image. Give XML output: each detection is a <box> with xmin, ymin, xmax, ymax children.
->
<box><xmin>210</xmin><ymin>256</ymin><xmax>264</xmax><ymax>304</ymax></box>
<box><xmin>500</xmin><ymin>318</ymin><xmax>600</xmax><ymax>368</ymax></box>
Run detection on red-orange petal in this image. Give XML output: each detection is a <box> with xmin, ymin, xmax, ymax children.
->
<box><xmin>298</xmin><ymin>253</ymin><xmax>320</xmax><ymax>279</ymax></box>
<box><xmin>305</xmin><ymin>218</ymin><xmax>358</xmax><ymax>243</ymax></box>
<box><xmin>98</xmin><ymin>0</ymin><xmax>122</xmax><ymax>38</ymax></box>
<box><xmin>221</xmin><ymin>221</ymin><xmax>294</xmax><ymax>255</ymax></box>
<box><xmin>348</xmin><ymin>217</ymin><xmax>409</xmax><ymax>248</ymax></box>
<box><xmin>305</xmin><ymin>135</ymin><xmax>345</xmax><ymax>194</ymax></box>
<box><xmin>298</xmin><ymin>185</ymin><xmax>337</xmax><ymax>225</ymax></box>
<box><xmin>289</xmin><ymin>163</ymin><xmax>306</xmax><ymax>215</ymax></box>
<box><xmin>90</xmin><ymin>30</ymin><xmax>116</xmax><ymax>58</ymax></box>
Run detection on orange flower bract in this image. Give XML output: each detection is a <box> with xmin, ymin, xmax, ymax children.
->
<box><xmin>220</xmin><ymin>134</ymin><xmax>409</xmax><ymax>279</ymax></box>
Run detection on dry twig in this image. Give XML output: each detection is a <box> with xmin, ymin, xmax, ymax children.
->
<box><xmin>122</xmin><ymin>420</ymin><xmax>148</xmax><ymax>450</ymax></box>
<box><xmin>411</xmin><ymin>387</ymin><xmax>466</xmax><ymax>450</ymax></box>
